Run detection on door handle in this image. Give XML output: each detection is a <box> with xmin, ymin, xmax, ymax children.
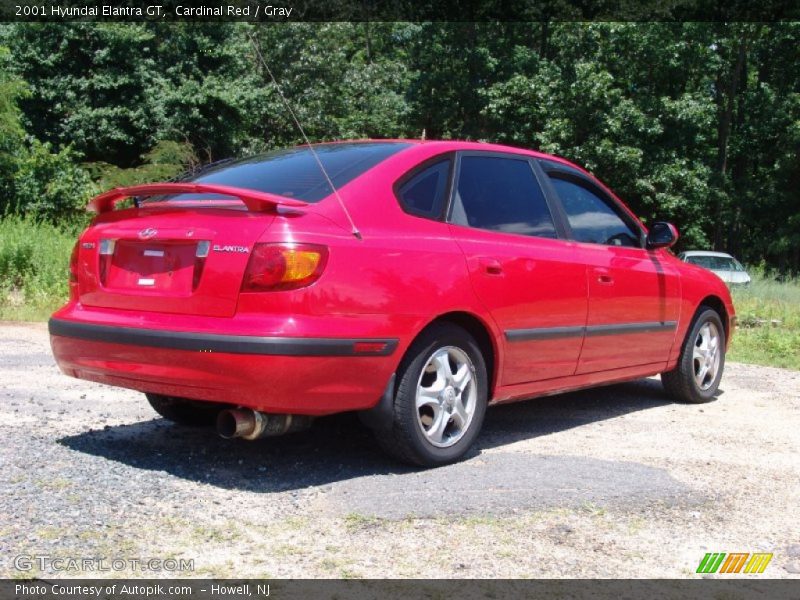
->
<box><xmin>479</xmin><ymin>258</ymin><xmax>503</xmax><ymax>276</ymax></box>
<box><xmin>594</xmin><ymin>267</ymin><xmax>614</xmax><ymax>285</ymax></box>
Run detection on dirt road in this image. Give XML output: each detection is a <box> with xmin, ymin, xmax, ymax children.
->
<box><xmin>1</xmin><ymin>322</ymin><xmax>798</xmax><ymax>578</ymax></box>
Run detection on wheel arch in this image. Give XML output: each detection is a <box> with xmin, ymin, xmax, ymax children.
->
<box><xmin>697</xmin><ymin>294</ymin><xmax>730</xmax><ymax>342</ymax></box>
<box><xmin>358</xmin><ymin>309</ymin><xmax>500</xmax><ymax>433</ymax></box>
<box><xmin>662</xmin><ymin>295</ymin><xmax>729</xmax><ymax>403</ymax></box>
<box><xmin>419</xmin><ymin>310</ymin><xmax>500</xmax><ymax>397</ymax></box>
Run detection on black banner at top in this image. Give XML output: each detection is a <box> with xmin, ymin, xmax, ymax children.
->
<box><xmin>1</xmin><ymin>0</ymin><xmax>799</xmax><ymax>22</ymax></box>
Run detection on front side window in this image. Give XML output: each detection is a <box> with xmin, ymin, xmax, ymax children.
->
<box><xmin>451</xmin><ymin>156</ymin><xmax>557</xmax><ymax>239</ymax></box>
<box><xmin>396</xmin><ymin>158</ymin><xmax>451</xmax><ymax>219</ymax></box>
<box><xmin>549</xmin><ymin>177</ymin><xmax>640</xmax><ymax>247</ymax></box>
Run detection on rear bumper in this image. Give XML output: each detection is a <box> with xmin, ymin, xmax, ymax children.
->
<box><xmin>49</xmin><ymin>318</ymin><xmax>398</xmax><ymax>357</ymax></box>
<box><xmin>49</xmin><ymin>317</ymin><xmax>400</xmax><ymax>415</ymax></box>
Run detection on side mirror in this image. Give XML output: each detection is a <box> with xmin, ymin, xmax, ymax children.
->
<box><xmin>646</xmin><ymin>221</ymin><xmax>679</xmax><ymax>249</ymax></box>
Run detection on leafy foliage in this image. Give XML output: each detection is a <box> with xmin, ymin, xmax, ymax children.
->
<box><xmin>84</xmin><ymin>140</ymin><xmax>198</xmax><ymax>190</ymax></box>
<box><xmin>0</xmin><ymin>44</ymin><xmax>28</xmax><ymax>208</ymax></box>
<box><xmin>11</xmin><ymin>140</ymin><xmax>95</xmax><ymax>221</ymax></box>
<box><xmin>0</xmin><ymin>22</ymin><xmax>798</xmax><ymax>272</ymax></box>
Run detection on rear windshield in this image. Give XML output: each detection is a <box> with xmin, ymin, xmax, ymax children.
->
<box><xmin>146</xmin><ymin>142</ymin><xmax>411</xmax><ymax>204</ymax></box>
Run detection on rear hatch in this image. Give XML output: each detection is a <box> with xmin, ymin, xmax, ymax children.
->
<box><xmin>77</xmin><ymin>208</ymin><xmax>274</xmax><ymax>318</ymax></box>
<box><xmin>74</xmin><ymin>142</ymin><xmax>415</xmax><ymax>318</ymax></box>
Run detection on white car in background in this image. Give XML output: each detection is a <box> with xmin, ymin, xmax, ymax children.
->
<box><xmin>678</xmin><ymin>251</ymin><xmax>751</xmax><ymax>285</ymax></box>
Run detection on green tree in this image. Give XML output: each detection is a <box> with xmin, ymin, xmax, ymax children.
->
<box><xmin>247</xmin><ymin>23</ymin><xmax>411</xmax><ymax>147</ymax></box>
<box><xmin>8</xmin><ymin>23</ymin><xmax>160</xmax><ymax>166</ymax></box>
<box><xmin>12</xmin><ymin>140</ymin><xmax>95</xmax><ymax>221</ymax></box>
<box><xmin>1</xmin><ymin>22</ymin><xmax>798</xmax><ymax>273</ymax></box>
<box><xmin>0</xmin><ymin>44</ymin><xmax>27</xmax><ymax>213</ymax></box>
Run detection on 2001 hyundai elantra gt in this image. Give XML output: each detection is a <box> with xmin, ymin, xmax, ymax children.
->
<box><xmin>50</xmin><ymin>140</ymin><xmax>734</xmax><ymax>466</ymax></box>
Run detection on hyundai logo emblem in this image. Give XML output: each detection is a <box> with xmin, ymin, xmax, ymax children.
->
<box><xmin>138</xmin><ymin>228</ymin><xmax>158</xmax><ymax>240</ymax></box>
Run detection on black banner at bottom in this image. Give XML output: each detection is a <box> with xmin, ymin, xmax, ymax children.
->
<box><xmin>2</xmin><ymin>579</ymin><xmax>799</xmax><ymax>600</ymax></box>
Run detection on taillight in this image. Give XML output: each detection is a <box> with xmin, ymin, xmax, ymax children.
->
<box><xmin>241</xmin><ymin>243</ymin><xmax>328</xmax><ymax>292</ymax></box>
<box><xmin>68</xmin><ymin>242</ymin><xmax>79</xmax><ymax>283</ymax></box>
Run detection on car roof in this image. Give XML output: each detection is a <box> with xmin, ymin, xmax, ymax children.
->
<box><xmin>681</xmin><ymin>251</ymin><xmax>736</xmax><ymax>258</ymax></box>
<box><xmin>315</xmin><ymin>138</ymin><xmax>590</xmax><ymax>175</ymax></box>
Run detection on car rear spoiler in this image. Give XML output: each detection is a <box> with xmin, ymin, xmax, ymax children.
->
<box><xmin>87</xmin><ymin>183</ymin><xmax>309</xmax><ymax>214</ymax></box>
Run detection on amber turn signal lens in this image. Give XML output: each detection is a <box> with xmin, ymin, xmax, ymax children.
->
<box><xmin>282</xmin><ymin>248</ymin><xmax>323</xmax><ymax>281</ymax></box>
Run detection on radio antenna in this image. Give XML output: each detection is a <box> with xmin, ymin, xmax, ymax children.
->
<box><xmin>248</xmin><ymin>31</ymin><xmax>362</xmax><ymax>240</ymax></box>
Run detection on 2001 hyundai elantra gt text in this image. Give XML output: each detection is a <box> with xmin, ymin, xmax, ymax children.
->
<box><xmin>49</xmin><ymin>140</ymin><xmax>735</xmax><ymax>466</ymax></box>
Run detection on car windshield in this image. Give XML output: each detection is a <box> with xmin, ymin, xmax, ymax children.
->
<box><xmin>142</xmin><ymin>142</ymin><xmax>411</xmax><ymax>204</ymax></box>
<box><xmin>686</xmin><ymin>255</ymin><xmax>743</xmax><ymax>271</ymax></box>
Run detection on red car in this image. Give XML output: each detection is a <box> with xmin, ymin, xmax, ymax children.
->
<box><xmin>50</xmin><ymin>140</ymin><xmax>734</xmax><ymax>466</ymax></box>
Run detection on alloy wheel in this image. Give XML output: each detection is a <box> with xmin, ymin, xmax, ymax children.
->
<box><xmin>692</xmin><ymin>321</ymin><xmax>721</xmax><ymax>390</ymax></box>
<box><xmin>415</xmin><ymin>346</ymin><xmax>477</xmax><ymax>448</ymax></box>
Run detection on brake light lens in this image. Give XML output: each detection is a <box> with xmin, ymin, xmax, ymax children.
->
<box><xmin>241</xmin><ymin>243</ymin><xmax>328</xmax><ymax>292</ymax></box>
<box><xmin>68</xmin><ymin>242</ymin><xmax>79</xmax><ymax>283</ymax></box>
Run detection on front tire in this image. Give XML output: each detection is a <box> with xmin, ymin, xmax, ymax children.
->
<box><xmin>145</xmin><ymin>393</ymin><xmax>221</xmax><ymax>426</ymax></box>
<box><xmin>375</xmin><ymin>323</ymin><xmax>488</xmax><ymax>467</ymax></box>
<box><xmin>662</xmin><ymin>307</ymin><xmax>726</xmax><ymax>403</ymax></box>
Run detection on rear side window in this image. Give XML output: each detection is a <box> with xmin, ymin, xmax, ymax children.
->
<box><xmin>396</xmin><ymin>159</ymin><xmax>450</xmax><ymax>219</ymax></box>
<box><xmin>148</xmin><ymin>142</ymin><xmax>411</xmax><ymax>204</ymax></box>
<box><xmin>549</xmin><ymin>177</ymin><xmax>640</xmax><ymax>247</ymax></box>
<box><xmin>451</xmin><ymin>156</ymin><xmax>557</xmax><ymax>239</ymax></box>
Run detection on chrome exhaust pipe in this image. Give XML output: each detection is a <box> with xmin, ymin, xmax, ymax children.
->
<box><xmin>217</xmin><ymin>408</ymin><xmax>262</xmax><ymax>440</ymax></box>
<box><xmin>216</xmin><ymin>409</ymin><xmax>312</xmax><ymax>440</ymax></box>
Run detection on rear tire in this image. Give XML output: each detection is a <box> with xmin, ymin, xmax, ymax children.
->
<box><xmin>661</xmin><ymin>307</ymin><xmax>726</xmax><ymax>404</ymax></box>
<box><xmin>145</xmin><ymin>393</ymin><xmax>221</xmax><ymax>426</ymax></box>
<box><xmin>374</xmin><ymin>323</ymin><xmax>488</xmax><ymax>467</ymax></box>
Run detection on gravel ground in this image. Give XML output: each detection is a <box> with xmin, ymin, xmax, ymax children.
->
<box><xmin>1</xmin><ymin>321</ymin><xmax>799</xmax><ymax>578</ymax></box>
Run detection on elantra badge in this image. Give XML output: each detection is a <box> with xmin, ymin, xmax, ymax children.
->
<box><xmin>213</xmin><ymin>245</ymin><xmax>250</xmax><ymax>253</ymax></box>
<box><xmin>138</xmin><ymin>227</ymin><xmax>158</xmax><ymax>240</ymax></box>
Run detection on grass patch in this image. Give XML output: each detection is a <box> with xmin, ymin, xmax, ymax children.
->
<box><xmin>728</xmin><ymin>273</ymin><xmax>800</xmax><ymax>370</ymax></box>
<box><xmin>343</xmin><ymin>513</ymin><xmax>383</xmax><ymax>533</ymax></box>
<box><xmin>0</xmin><ymin>217</ymin><xmax>79</xmax><ymax>320</ymax></box>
